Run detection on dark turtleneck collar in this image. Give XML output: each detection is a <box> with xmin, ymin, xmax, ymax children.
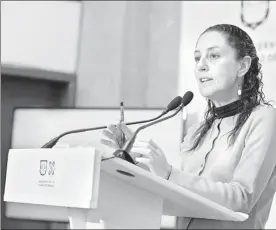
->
<box><xmin>214</xmin><ymin>100</ymin><xmax>243</xmax><ymax>119</ymax></box>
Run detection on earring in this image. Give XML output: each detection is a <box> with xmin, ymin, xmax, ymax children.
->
<box><xmin>238</xmin><ymin>85</ymin><xmax>242</xmax><ymax>96</ymax></box>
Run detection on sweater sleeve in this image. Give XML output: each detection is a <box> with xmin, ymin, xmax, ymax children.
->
<box><xmin>169</xmin><ymin>107</ymin><xmax>276</xmax><ymax>213</ymax></box>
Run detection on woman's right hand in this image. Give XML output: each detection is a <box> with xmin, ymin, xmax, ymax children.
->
<box><xmin>100</xmin><ymin>122</ymin><xmax>134</xmax><ymax>149</ymax></box>
<box><xmin>100</xmin><ymin>123</ymin><xmax>154</xmax><ymax>171</ymax></box>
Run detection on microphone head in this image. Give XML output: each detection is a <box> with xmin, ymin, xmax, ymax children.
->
<box><xmin>181</xmin><ymin>91</ymin><xmax>194</xmax><ymax>107</ymax></box>
<box><xmin>167</xmin><ymin>96</ymin><xmax>182</xmax><ymax>112</ymax></box>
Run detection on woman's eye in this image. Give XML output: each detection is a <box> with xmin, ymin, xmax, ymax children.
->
<box><xmin>194</xmin><ymin>56</ymin><xmax>201</xmax><ymax>62</ymax></box>
<box><xmin>209</xmin><ymin>53</ymin><xmax>220</xmax><ymax>60</ymax></box>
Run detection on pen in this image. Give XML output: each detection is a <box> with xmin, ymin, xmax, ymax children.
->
<box><xmin>120</xmin><ymin>102</ymin><xmax>125</xmax><ymax>148</ymax></box>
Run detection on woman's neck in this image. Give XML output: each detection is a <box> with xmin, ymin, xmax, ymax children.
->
<box><xmin>213</xmin><ymin>99</ymin><xmax>243</xmax><ymax>119</ymax></box>
<box><xmin>211</xmin><ymin>95</ymin><xmax>240</xmax><ymax>107</ymax></box>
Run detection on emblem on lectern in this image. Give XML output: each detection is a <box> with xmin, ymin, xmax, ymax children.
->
<box><xmin>48</xmin><ymin>161</ymin><xmax>55</xmax><ymax>176</ymax></box>
<box><xmin>240</xmin><ymin>1</ymin><xmax>270</xmax><ymax>30</ymax></box>
<box><xmin>40</xmin><ymin>160</ymin><xmax>48</xmax><ymax>176</ymax></box>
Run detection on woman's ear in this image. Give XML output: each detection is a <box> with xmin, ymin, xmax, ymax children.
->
<box><xmin>238</xmin><ymin>56</ymin><xmax>252</xmax><ymax>78</ymax></box>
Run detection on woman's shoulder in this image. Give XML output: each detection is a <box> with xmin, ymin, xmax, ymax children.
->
<box><xmin>251</xmin><ymin>104</ymin><xmax>276</xmax><ymax>119</ymax></box>
<box><xmin>248</xmin><ymin>104</ymin><xmax>276</xmax><ymax>126</ymax></box>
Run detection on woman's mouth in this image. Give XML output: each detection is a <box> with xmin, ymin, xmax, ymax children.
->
<box><xmin>200</xmin><ymin>77</ymin><xmax>213</xmax><ymax>83</ymax></box>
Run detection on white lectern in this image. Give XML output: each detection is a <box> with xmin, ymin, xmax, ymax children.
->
<box><xmin>4</xmin><ymin>148</ymin><xmax>248</xmax><ymax>229</ymax></box>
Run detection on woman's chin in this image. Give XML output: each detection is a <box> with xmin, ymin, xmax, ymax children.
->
<box><xmin>199</xmin><ymin>89</ymin><xmax>215</xmax><ymax>98</ymax></box>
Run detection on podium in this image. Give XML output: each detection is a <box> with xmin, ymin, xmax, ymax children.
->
<box><xmin>4</xmin><ymin>148</ymin><xmax>248</xmax><ymax>229</ymax></box>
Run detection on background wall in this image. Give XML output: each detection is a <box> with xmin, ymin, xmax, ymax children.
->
<box><xmin>76</xmin><ymin>1</ymin><xmax>181</xmax><ymax>108</ymax></box>
<box><xmin>1</xmin><ymin>1</ymin><xmax>81</xmax><ymax>73</ymax></box>
<box><xmin>1</xmin><ymin>0</ymin><xmax>181</xmax><ymax>107</ymax></box>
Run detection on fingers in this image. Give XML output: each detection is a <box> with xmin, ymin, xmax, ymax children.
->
<box><xmin>101</xmin><ymin>121</ymin><xmax>134</xmax><ymax>149</ymax></box>
<box><xmin>135</xmin><ymin>157</ymin><xmax>156</xmax><ymax>175</ymax></box>
<box><xmin>133</xmin><ymin>140</ymin><xmax>158</xmax><ymax>149</ymax></box>
<box><xmin>108</xmin><ymin>124</ymin><xmax>121</xmax><ymax>137</ymax></box>
<box><xmin>132</xmin><ymin>141</ymin><xmax>160</xmax><ymax>157</ymax></box>
<box><xmin>119</xmin><ymin>123</ymin><xmax>133</xmax><ymax>139</ymax></box>
<box><xmin>100</xmin><ymin>139</ymin><xmax>118</xmax><ymax>149</ymax></box>
<box><xmin>136</xmin><ymin>157</ymin><xmax>151</xmax><ymax>164</ymax></box>
<box><xmin>107</xmin><ymin>123</ymin><xmax>133</xmax><ymax>141</ymax></box>
<box><xmin>129</xmin><ymin>151</ymin><xmax>143</xmax><ymax>158</ymax></box>
<box><xmin>102</xmin><ymin>129</ymin><xmax>116</xmax><ymax>141</ymax></box>
<box><xmin>130</xmin><ymin>147</ymin><xmax>153</xmax><ymax>160</ymax></box>
<box><xmin>148</xmin><ymin>139</ymin><xmax>161</xmax><ymax>151</ymax></box>
<box><xmin>105</xmin><ymin>124</ymin><xmax>127</xmax><ymax>148</ymax></box>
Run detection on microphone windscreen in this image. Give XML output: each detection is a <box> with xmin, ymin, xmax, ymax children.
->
<box><xmin>182</xmin><ymin>91</ymin><xmax>194</xmax><ymax>106</ymax></box>
<box><xmin>167</xmin><ymin>96</ymin><xmax>182</xmax><ymax>111</ymax></box>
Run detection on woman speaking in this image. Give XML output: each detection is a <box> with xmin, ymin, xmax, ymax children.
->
<box><xmin>101</xmin><ymin>24</ymin><xmax>276</xmax><ymax>229</ymax></box>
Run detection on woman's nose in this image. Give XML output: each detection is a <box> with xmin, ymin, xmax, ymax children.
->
<box><xmin>197</xmin><ymin>58</ymin><xmax>209</xmax><ymax>71</ymax></box>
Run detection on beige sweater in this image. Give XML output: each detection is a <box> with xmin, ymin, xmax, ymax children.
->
<box><xmin>169</xmin><ymin>105</ymin><xmax>276</xmax><ymax>229</ymax></box>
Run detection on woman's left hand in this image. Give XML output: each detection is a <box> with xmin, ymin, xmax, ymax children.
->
<box><xmin>131</xmin><ymin>139</ymin><xmax>171</xmax><ymax>179</ymax></box>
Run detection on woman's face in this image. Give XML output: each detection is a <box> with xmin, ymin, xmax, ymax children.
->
<box><xmin>194</xmin><ymin>31</ymin><xmax>241</xmax><ymax>103</ymax></box>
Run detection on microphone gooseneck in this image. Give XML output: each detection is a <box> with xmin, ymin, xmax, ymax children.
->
<box><xmin>41</xmin><ymin>96</ymin><xmax>182</xmax><ymax>148</ymax></box>
<box><xmin>125</xmin><ymin>96</ymin><xmax>181</xmax><ymax>126</ymax></box>
<box><xmin>41</xmin><ymin>126</ymin><xmax>107</xmax><ymax>148</ymax></box>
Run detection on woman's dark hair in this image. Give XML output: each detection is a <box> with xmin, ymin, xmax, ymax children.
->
<box><xmin>189</xmin><ymin>24</ymin><xmax>272</xmax><ymax>152</ymax></box>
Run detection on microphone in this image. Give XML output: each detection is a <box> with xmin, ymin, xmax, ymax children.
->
<box><xmin>126</xmin><ymin>96</ymin><xmax>182</xmax><ymax>125</ymax></box>
<box><xmin>41</xmin><ymin>96</ymin><xmax>182</xmax><ymax>148</ymax></box>
<box><xmin>114</xmin><ymin>91</ymin><xmax>194</xmax><ymax>164</ymax></box>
